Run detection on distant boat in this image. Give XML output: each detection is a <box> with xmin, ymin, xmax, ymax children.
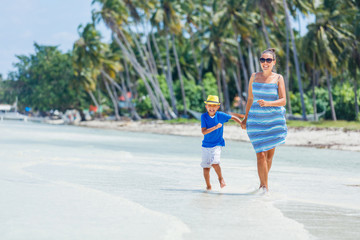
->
<box><xmin>0</xmin><ymin>98</ymin><xmax>28</xmax><ymax>121</ymax></box>
<box><xmin>0</xmin><ymin>111</ymin><xmax>28</xmax><ymax>121</ymax></box>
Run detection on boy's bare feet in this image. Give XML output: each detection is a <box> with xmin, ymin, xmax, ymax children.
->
<box><xmin>206</xmin><ymin>185</ymin><xmax>212</xmax><ymax>190</ymax></box>
<box><xmin>219</xmin><ymin>178</ymin><xmax>226</xmax><ymax>188</ymax></box>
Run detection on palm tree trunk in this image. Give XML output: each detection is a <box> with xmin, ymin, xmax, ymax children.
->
<box><xmin>87</xmin><ymin>90</ymin><xmax>99</xmax><ymax>108</ymax></box>
<box><xmin>248</xmin><ymin>44</ymin><xmax>255</xmax><ymax>74</ymax></box>
<box><xmin>124</xmin><ymin>60</ymin><xmax>135</xmax><ymax>100</ymax></box>
<box><xmin>151</xmin><ymin>31</ymin><xmax>166</xmax><ymax>75</ymax></box>
<box><xmin>171</xmin><ymin>34</ymin><xmax>187</xmax><ymax>116</ymax></box>
<box><xmin>355</xmin><ymin>71</ymin><xmax>359</xmax><ymax>120</ymax></box>
<box><xmin>283</xmin><ymin>0</ymin><xmax>307</xmax><ymax>120</ymax></box>
<box><xmin>285</xmin><ymin>22</ymin><xmax>292</xmax><ymax>114</ymax></box>
<box><xmin>219</xmin><ymin>46</ymin><xmax>231</xmax><ymax>112</ymax></box>
<box><xmin>254</xmin><ymin>47</ymin><xmax>260</xmax><ymax>72</ymax></box>
<box><xmin>119</xmin><ymin>71</ymin><xmax>141</xmax><ymax>120</ymax></box>
<box><xmin>103</xmin><ymin>76</ymin><xmax>120</xmax><ymax>121</ymax></box>
<box><xmin>260</xmin><ymin>8</ymin><xmax>271</xmax><ymax>48</ymax></box>
<box><xmin>104</xmin><ymin>17</ymin><xmax>175</xmax><ymax>119</ymax></box>
<box><xmin>216</xmin><ymin>65</ymin><xmax>223</xmax><ymax>110</ymax></box>
<box><xmin>165</xmin><ymin>31</ymin><xmax>178</xmax><ymax>116</ymax></box>
<box><xmin>111</xmin><ymin>83</ymin><xmax>122</xmax><ymax>120</ymax></box>
<box><xmin>112</xmin><ymin>27</ymin><xmax>174</xmax><ymax>119</ymax></box>
<box><xmin>233</xmin><ymin>69</ymin><xmax>242</xmax><ymax>112</ymax></box>
<box><xmin>102</xmin><ymin>70</ymin><xmax>141</xmax><ymax>121</ymax></box>
<box><xmin>198</xmin><ymin>16</ymin><xmax>206</xmax><ymax>100</ymax></box>
<box><xmin>146</xmin><ymin>35</ymin><xmax>158</xmax><ymax>76</ymax></box>
<box><xmin>144</xmin><ymin>28</ymin><xmax>158</xmax><ymax>75</ymax></box>
<box><xmin>312</xmin><ymin>70</ymin><xmax>318</xmax><ymax>121</ymax></box>
<box><xmin>325</xmin><ymin>69</ymin><xmax>337</xmax><ymax>121</ymax></box>
<box><xmin>118</xmin><ymin>26</ymin><xmax>164</xmax><ymax>110</ymax></box>
<box><xmin>190</xmin><ymin>32</ymin><xmax>199</xmax><ymax>82</ymax></box>
<box><xmin>114</xmin><ymin>37</ymin><xmax>163</xmax><ymax>119</ymax></box>
<box><xmin>312</xmin><ymin>53</ymin><xmax>318</xmax><ymax>121</ymax></box>
<box><xmin>199</xmin><ymin>59</ymin><xmax>206</xmax><ymax>99</ymax></box>
<box><xmin>236</xmin><ymin>36</ymin><xmax>249</xmax><ymax>99</ymax></box>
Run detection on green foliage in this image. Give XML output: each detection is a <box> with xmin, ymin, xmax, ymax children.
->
<box><xmin>289</xmin><ymin>91</ymin><xmax>313</xmax><ymax>115</ymax></box>
<box><xmin>134</xmin><ymin>75</ymin><xmax>172</xmax><ymax>118</ymax></box>
<box><xmin>175</xmin><ymin>72</ymin><xmax>218</xmax><ymax>113</ymax></box>
<box><xmin>203</xmin><ymin>72</ymin><xmax>219</xmax><ymax>97</ymax></box>
<box><xmin>289</xmin><ymin>83</ymin><xmax>360</xmax><ymax>121</ymax></box>
<box><xmin>0</xmin><ymin>44</ymin><xmax>89</xmax><ymax>112</ymax></box>
<box><xmin>133</xmin><ymin>79</ymin><xmax>153</xmax><ymax>118</ymax></box>
<box><xmin>333</xmin><ymin>83</ymin><xmax>359</xmax><ymax>121</ymax></box>
<box><xmin>135</xmin><ymin>73</ymin><xmax>219</xmax><ymax>117</ymax></box>
<box><xmin>173</xmin><ymin>74</ymin><xmax>213</xmax><ymax>113</ymax></box>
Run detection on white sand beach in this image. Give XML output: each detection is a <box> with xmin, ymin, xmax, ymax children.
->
<box><xmin>2</xmin><ymin>121</ymin><xmax>360</xmax><ymax>240</ymax></box>
<box><xmin>76</xmin><ymin>120</ymin><xmax>360</xmax><ymax>152</ymax></box>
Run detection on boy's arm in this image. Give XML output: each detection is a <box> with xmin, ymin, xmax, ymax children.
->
<box><xmin>230</xmin><ymin>116</ymin><xmax>242</xmax><ymax>125</ymax></box>
<box><xmin>201</xmin><ymin>123</ymin><xmax>222</xmax><ymax>135</ymax></box>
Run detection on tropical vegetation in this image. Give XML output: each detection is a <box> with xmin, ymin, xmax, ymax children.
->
<box><xmin>0</xmin><ymin>0</ymin><xmax>359</xmax><ymax>121</ymax></box>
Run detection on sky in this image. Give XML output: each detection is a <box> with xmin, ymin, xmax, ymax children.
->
<box><xmin>0</xmin><ymin>0</ymin><xmax>111</xmax><ymax>78</ymax></box>
<box><xmin>0</xmin><ymin>0</ymin><xmax>313</xmax><ymax>78</ymax></box>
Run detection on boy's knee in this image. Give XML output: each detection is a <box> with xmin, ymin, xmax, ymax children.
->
<box><xmin>212</xmin><ymin>164</ymin><xmax>220</xmax><ymax>168</ymax></box>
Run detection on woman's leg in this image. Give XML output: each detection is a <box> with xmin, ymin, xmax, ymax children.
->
<box><xmin>256</xmin><ymin>152</ymin><xmax>268</xmax><ymax>189</ymax></box>
<box><xmin>266</xmin><ymin>148</ymin><xmax>276</xmax><ymax>173</ymax></box>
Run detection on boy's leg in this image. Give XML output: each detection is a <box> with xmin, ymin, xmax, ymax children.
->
<box><xmin>212</xmin><ymin>164</ymin><xmax>226</xmax><ymax>188</ymax></box>
<box><xmin>203</xmin><ymin>168</ymin><xmax>211</xmax><ymax>190</ymax></box>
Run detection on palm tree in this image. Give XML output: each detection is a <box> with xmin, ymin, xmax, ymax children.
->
<box><xmin>215</xmin><ymin>0</ymin><xmax>255</xmax><ymax>104</ymax></box>
<box><xmin>152</xmin><ymin>0</ymin><xmax>188</xmax><ymax>116</ymax></box>
<box><xmin>72</xmin><ymin>24</ymin><xmax>102</xmax><ymax>110</ymax></box>
<box><xmin>205</xmin><ymin>4</ymin><xmax>237</xmax><ymax>112</ymax></box>
<box><xmin>73</xmin><ymin>23</ymin><xmax>132</xmax><ymax>120</ymax></box>
<box><xmin>304</xmin><ymin>3</ymin><xmax>353</xmax><ymax>121</ymax></box>
<box><xmin>347</xmin><ymin>1</ymin><xmax>360</xmax><ymax>119</ymax></box>
<box><xmin>246</xmin><ymin>0</ymin><xmax>279</xmax><ymax>48</ymax></box>
<box><xmin>93</xmin><ymin>0</ymin><xmax>176</xmax><ymax>119</ymax></box>
<box><xmin>282</xmin><ymin>0</ymin><xmax>307</xmax><ymax>120</ymax></box>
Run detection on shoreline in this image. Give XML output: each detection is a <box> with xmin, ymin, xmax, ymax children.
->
<box><xmin>75</xmin><ymin>120</ymin><xmax>360</xmax><ymax>152</ymax></box>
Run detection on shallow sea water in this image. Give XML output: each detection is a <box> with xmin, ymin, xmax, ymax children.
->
<box><xmin>0</xmin><ymin>121</ymin><xmax>359</xmax><ymax>240</ymax></box>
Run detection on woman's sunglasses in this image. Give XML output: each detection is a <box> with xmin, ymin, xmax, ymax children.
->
<box><xmin>259</xmin><ymin>58</ymin><xmax>275</xmax><ymax>63</ymax></box>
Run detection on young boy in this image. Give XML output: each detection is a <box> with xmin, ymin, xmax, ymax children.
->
<box><xmin>201</xmin><ymin>95</ymin><xmax>242</xmax><ymax>190</ymax></box>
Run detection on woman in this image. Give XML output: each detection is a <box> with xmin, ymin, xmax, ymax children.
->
<box><xmin>241</xmin><ymin>48</ymin><xmax>287</xmax><ymax>191</ymax></box>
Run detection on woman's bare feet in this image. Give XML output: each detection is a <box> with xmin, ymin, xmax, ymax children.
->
<box><xmin>219</xmin><ymin>178</ymin><xmax>226</xmax><ymax>188</ymax></box>
<box><xmin>259</xmin><ymin>185</ymin><xmax>268</xmax><ymax>192</ymax></box>
<box><xmin>206</xmin><ymin>185</ymin><xmax>212</xmax><ymax>190</ymax></box>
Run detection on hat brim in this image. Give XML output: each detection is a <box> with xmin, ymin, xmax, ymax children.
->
<box><xmin>204</xmin><ymin>101</ymin><xmax>221</xmax><ymax>105</ymax></box>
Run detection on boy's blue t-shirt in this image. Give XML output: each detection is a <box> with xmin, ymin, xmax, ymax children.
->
<box><xmin>201</xmin><ymin>111</ymin><xmax>232</xmax><ymax>148</ymax></box>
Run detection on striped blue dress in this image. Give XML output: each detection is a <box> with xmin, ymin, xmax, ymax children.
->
<box><xmin>246</xmin><ymin>79</ymin><xmax>287</xmax><ymax>153</ymax></box>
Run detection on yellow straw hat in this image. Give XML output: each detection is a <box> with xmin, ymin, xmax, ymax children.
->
<box><xmin>204</xmin><ymin>95</ymin><xmax>221</xmax><ymax>105</ymax></box>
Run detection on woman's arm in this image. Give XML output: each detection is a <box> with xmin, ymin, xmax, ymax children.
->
<box><xmin>241</xmin><ymin>73</ymin><xmax>255</xmax><ymax>129</ymax></box>
<box><xmin>257</xmin><ymin>75</ymin><xmax>287</xmax><ymax>107</ymax></box>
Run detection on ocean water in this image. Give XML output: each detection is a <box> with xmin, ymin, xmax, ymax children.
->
<box><xmin>0</xmin><ymin>121</ymin><xmax>359</xmax><ymax>240</ymax></box>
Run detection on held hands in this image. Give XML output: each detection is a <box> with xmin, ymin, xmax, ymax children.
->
<box><xmin>257</xmin><ymin>99</ymin><xmax>268</xmax><ymax>107</ymax></box>
<box><xmin>241</xmin><ymin>119</ymin><xmax>246</xmax><ymax>130</ymax></box>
